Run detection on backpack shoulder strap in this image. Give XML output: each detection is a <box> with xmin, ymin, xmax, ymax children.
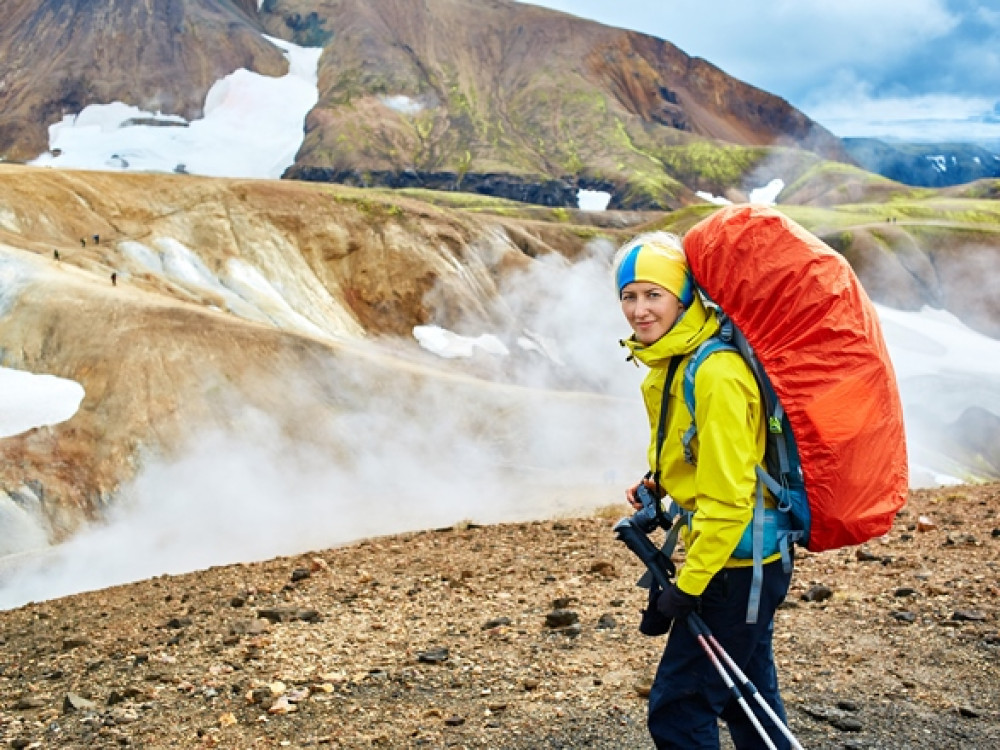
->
<box><xmin>680</xmin><ymin>336</ymin><xmax>739</xmax><ymax>464</ymax></box>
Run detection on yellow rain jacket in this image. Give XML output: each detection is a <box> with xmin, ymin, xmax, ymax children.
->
<box><xmin>623</xmin><ymin>296</ymin><xmax>779</xmax><ymax>597</ymax></box>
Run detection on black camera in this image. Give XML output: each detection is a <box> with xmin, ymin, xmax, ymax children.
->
<box><xmin>612</xmin><ymin>482</ymin><xmax>675</xmax><ymax>589</ymax></box>
<box><xmin>629</xmin><ymin>482</ymin><xmax>666</xmax><ymax>533</ymax></box>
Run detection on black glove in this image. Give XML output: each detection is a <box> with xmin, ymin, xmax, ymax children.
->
<box><xmin>656</xmin><ymin>583</ymin><xmax>699</xmax><ymax>620</ymax></box>
<box><xmin>638</xmin><ymin>584</ymin><xmax>672</xmax><ymax>637</ymax></box>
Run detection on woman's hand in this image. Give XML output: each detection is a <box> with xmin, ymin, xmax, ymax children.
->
<box><xmin>626</xmin><ymin>477</ymin><xmax>661</xmax><ymax>511</ymax></box>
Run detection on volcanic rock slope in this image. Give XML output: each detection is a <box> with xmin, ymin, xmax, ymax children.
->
<box><xmin>269</xmin><ymin>0</ymin><xmax>845</xmax><ymax>206</ymax></box>
<box><xmin>0</xmin><ymin>0</ymin><xmax>846</xmax><ymax>208</ymax></box>
<box><xmin>0</xmin><ymin>164</ymin><xmax>644</xmax><ymax>545</ymax></box>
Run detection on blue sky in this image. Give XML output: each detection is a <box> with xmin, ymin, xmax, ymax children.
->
<box><xmin>519</xmin><ymin>0</ymin><xmax>1000</xmax><ymax>144</ymax></box>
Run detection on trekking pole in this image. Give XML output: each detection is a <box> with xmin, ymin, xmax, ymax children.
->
<box><xmin>686</xmin><ymin>613</ymin><xmax>778</xmax><ymax>750</ymax></box>
<box><xmin>688</xmin><ymin>612</ymin><xmax>805</xmax><ymax>750</ymax></box>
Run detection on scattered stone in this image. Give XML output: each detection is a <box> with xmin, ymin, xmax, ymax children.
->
<box><xmin>551</xmin><ymin>597</ymin><xmax>576</xmax><ymax>609</ymax></box>
<box><xmin>801</xmin><ymin>585</ymin><xmax>833</xmax><ymax>603</ymax></box>
<box><xmin>559</xmin><ymin>623</ymin><xmax>583</xmax><ymax>638</ymax></box>
<box><xmin>917</xmin><ymin>515</ymin><xmax>937</xmax><ymax>532</ymax></box>
<box><xmin>522</xmin><ymin>678</ymin><xmax>540</xmax><ymax>691</ymax></box>
<box><xmin>958</xmin><ymin>705</ymin><xmax>981</xmax><ymax>718</ymax></box>
<box><xmin>634</xmin><ymin>680</ymin><xmax>652</xmax><ymax>698</ymax></box>
<box><xmin>109</xmin><ymin>706</ymin><xmax>140</xmax><ymax>724</ymax></box>
<box><xmin>800</xmin><ymin>703</ymin><xmax>833</xmax><ymax>722</ymax></box>
<box><xmin>894</xmin><ymin>587</ymin><xmax>918</xmax><ymax>598</ymax></box>
<box><xmin>892</xmin><ymin>611</ymin><xmax>917</xmax><ymax>623</ymax></box>
<box><xmin>952</xmin><ymin>610</ymin><xmax>987</xmax><ymax>622</ymax></box>
<box><xmin>164</xmin><ymin>617</ymin><xmax>192</xmax><ymax>629</ymax></box>
<box><xmin>855</xmin><ymin>547</ymin><xmax>880</xmax><ymax>562</ymax></box>
<box><xmin>290</xmin><ymin>568</ymin><xmax>311</xmax><ymax>583</ymax></box>
<box><xmin>417</xmin><ymin>647</ymin><xmax>449</xmax><ymax>665</ymax></box>
<box><xmin>991</xmin><ymin>528</ymin><xmax>1000</xmax><ymax>538</ymax></box>
<box><xmin>247</xmin><ymin>688</ymin><xmax>271</xmax><ymax>705</ymax></box>
<box><xmin>596</xmin><ymin>613</ymin><xmax>618</xmax><ymax>630</ymax></box>
<box><xmin>63</xmin><ymin>693</ymin><xmax>98</xmax><ymax>713</ymax></box>
<box><xmin>62</xmin><ymin>637</ymin><xmax>91</xmax><ymax>650</ymax></box>
<box><xmin>482</xmin><ymin>617</ymin><xmax>512</xmax><ymax>630</ymax></box>
<box><xmin>589</xmin><ymin>560</ymin><xmax>616</xmax><ymax>577</ymax></box>
<box><xmin>444</xmin><ymin>715</ymin><xmax>465</xmax><ymax>726</ymax></box>
<box><xmin>944</xmin><ymin>533</ymin><xmax>979</xmax><ymax>546</ymax></box>
<box><xmin>268</xmin><ymin>695</ymin><xmax>297</xmax><ymax>715</ymax></box>
<box><xmin>545</xmin><ymin>609</ymin><xmax>579</xmax><ymax>628</ymax></box>
<box><xmin>837</xmin><ymin>700</ymin><xmax>860</xmax><ymax>712</ymax></box>
<box><xmin>830</xmin><ymin>716</ymin><xmax>863</xmax><ymax>732</ymax></box>
<box><xmin>14</xmin><ymin>696</ymin><xmax>46</xmax><ymax>710</ymax></box>
<box><xmin>256</xmin><ymin>607</ymin><xmax>320</xmax><ymax>624</ymax></box>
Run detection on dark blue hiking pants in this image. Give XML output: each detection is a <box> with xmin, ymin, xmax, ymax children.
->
<box><xmin>647</xmin><ymin>559</ymin><xmax>793</xmax><ymax>749</ymax></box>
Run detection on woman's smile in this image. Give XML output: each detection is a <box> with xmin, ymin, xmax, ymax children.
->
<box><xmin>621</xmin><ymin>281</ymin><xmax>684</xmax><ymax>345</ymax></box>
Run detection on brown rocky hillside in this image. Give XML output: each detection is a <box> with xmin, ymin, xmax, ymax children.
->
<box><xmin>0</xmin><ymin>0</ymin><xmax>288</xmax><ymax>161</ymax></box>
<box><xmin>0</xmin><ymin>164</ymin><xmax>645</xmax><ymax>543</ymax></box>
<box><xmin>0</xmin><ymin>481</ymin><xmax>997</xmax><ymax>748</ymax></box>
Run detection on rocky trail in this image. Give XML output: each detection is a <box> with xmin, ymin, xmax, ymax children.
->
<box><xmin>1</xmin><ymin>482</ymin><xmax>998</xmax><ymax>749</ymax></box>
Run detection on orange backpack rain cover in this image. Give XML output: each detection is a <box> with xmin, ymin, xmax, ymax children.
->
<box><xmin>683</xmin><ymin>204</ymin><xmax>908</xmax><ymax>552</ymax></box>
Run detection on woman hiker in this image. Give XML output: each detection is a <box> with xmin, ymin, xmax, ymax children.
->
<box><xmin>614</xmin><ymin>231</ymin><xmax>793</xmax><ymax>750</ymax></box>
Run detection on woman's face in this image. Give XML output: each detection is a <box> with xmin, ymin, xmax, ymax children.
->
<box><xmin>621</xmin><ymin>281</ymin><xmax>684</xmax><ymax>345</ymax></box>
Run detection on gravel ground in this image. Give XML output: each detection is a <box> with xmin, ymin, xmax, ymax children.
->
<box><xmin>0</xmin><ymin>482</ymin><xmax>997</xmax><ymax>749</ymax></box>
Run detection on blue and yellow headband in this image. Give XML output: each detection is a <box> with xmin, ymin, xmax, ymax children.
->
<box><xmin>615</xmin><ymin>236</ymin><xmax>695</xmax><ymax>306</ymax></box>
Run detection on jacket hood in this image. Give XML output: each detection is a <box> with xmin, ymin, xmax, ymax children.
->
<box><xmin>622</xmin><ymin>295</ymin><xmax>720</xmax><ymax>368</ymax></box>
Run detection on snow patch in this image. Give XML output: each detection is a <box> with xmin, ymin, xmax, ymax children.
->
<box><xmin>118</xmin><ymin>239</ymin><xmax>327</xmax><ymax>338</ymax></box>
<box><xmin>0</xmin><ymin>253</ymin><xmax>33</xmax><ymax>317</ymax></box>
<box><xmin>413</xmin><ymin>325</ymin><xmax>510</xmax><ymax>359</ymax></box>
<box><xmin>221</xmin><ymin>259</ymin><xmax>329</xmax><ymax>339</ymax></box>
<box><xmin>927</xmin><ymin>155</ymin><xmax>947</xmax><ymax>172</ymax></box>
<box><xmin>696</xmin><ymin>191</ymin><xmax>732</xmax><ymax>206</ymax></box>
<box><xmin>577</xmin><ymin>190</ymin><xmax>612</xmax><ymax>211</ymax></box>
<box><xmin>0</xmin><ymin>368</ymin><xmax>85</xmax><ymax>439</ymax></box>
<box><xmin>29</xmin><ymin>35</ymin><xmax>321</xmax><ymax>179</ymax></box>
<box><xmin>748</xmin><ymin>179</ymin><xmax>784</xmax><ymax>205</ymax></box>
<box><xmin>381</xmin><ymin>95</ymin><xmax>424</xmax><ymax>115</ymax></box>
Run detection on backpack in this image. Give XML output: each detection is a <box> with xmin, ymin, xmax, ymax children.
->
<box><xmin>677</xmin><ymin>205</ymin><xmax>908</xmax><ymax>621</ymax></box>
<box><xmin>681</xmin><ymin>204</ymin><xmax>908</xmax><ymax>554</ymax></box>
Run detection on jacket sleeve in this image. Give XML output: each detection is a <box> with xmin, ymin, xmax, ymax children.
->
<box><xmin>676</xmin><ymin>353</ymin><xmax>764</xmax><ymax>596</ymax></box>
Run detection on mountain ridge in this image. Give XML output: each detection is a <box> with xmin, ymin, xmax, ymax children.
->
<box><xmin>1</xmin><ymin>0</ymin><xmax>846</xmax><ymax>208</ymax></box>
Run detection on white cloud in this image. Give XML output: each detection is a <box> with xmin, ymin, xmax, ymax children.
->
<box><xmin>804</xmin><ymin>89</ymin><xmax>1000</xmax><ymax>142</ymax></box>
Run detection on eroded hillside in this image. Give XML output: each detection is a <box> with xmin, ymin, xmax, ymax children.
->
<box><xmin>0</xmin><ymin>165</ymin><xmax>646</xmax><ymax>545</ymax></box>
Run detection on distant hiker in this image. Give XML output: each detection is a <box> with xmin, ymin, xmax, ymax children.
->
<box><xmin>80</xmin><ymin>238</ymin><xmax>86</xmax><ymax>247</ymax></box>
<box><xmin>53</xmin><ymin>249</ymin><xmax>60</xmax><ymax>261</ymax></box>
<box><xmin>111</xmin><ymin>272</ymin><xmax>117</xmax><ymax>286</ymax></box>
<box><xmin>93</xmin><ymin>234</ymin><xmax>100</xmax><ymax>244</ymax></box>
<box><xmin>614</xmin><ymin>232</ymin><xmax>794</xmax><ymax>749</ymax></box>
